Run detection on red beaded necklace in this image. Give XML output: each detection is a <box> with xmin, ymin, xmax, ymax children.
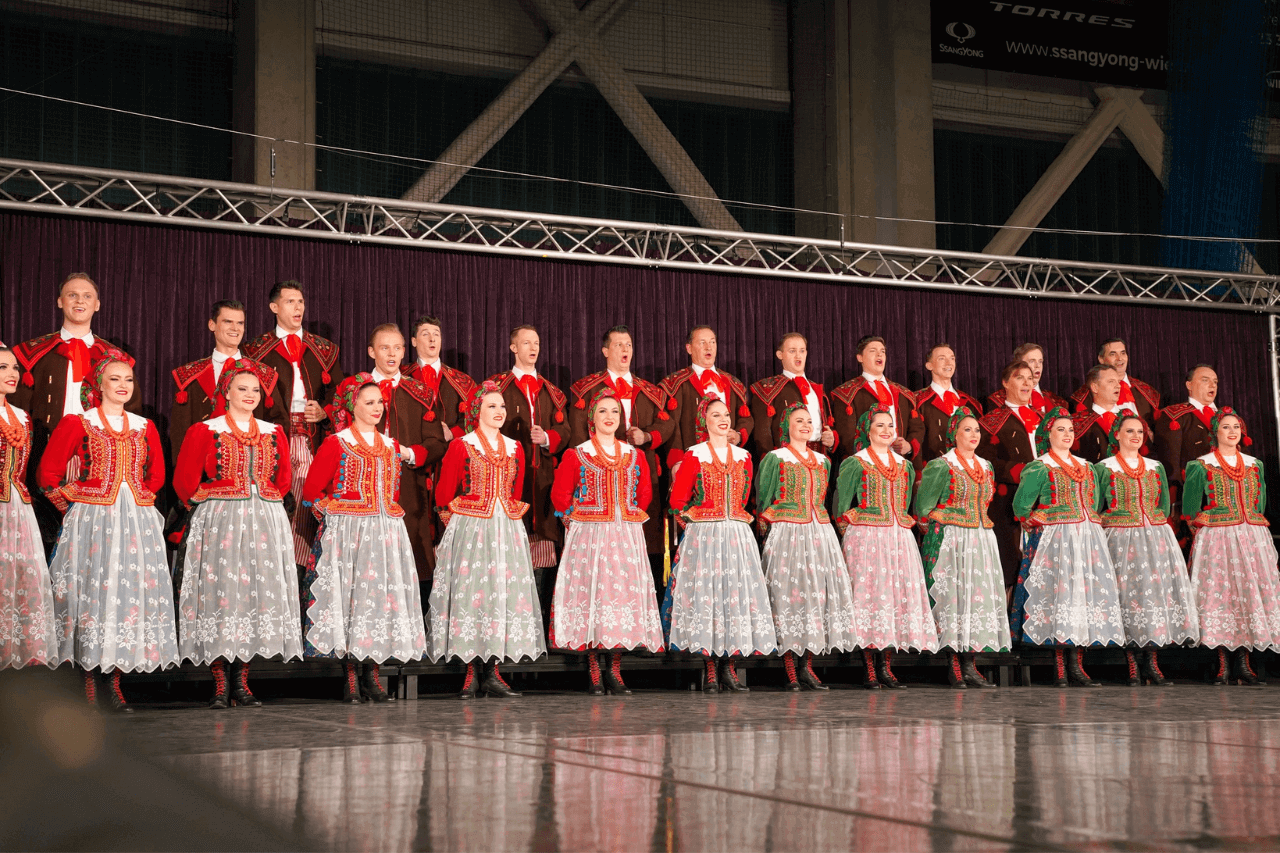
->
<box><xmin>475</xmin><ymin>427</ymin><xmax>508</xmax><ymax>462</ymax></box>
<box><xmin>1114</xmin><ymin>452</ymin><xmax>1145</xmax><ymax>479</ymax></box>
<box><xmin>0</xmin><ymin>400</ymin><xmax>27</xmax><ymax>448</ymax></box>
<box><xmin>954</xmin><ymin>450</ymin><xmax>986</xmax><ymax>483</ymax></box>
<box><xmin>1048</xmin><ymin>449</ymin><xmax>1087</xmax><ymax>482</ymax></box>
<box><xmin>225</xmin><ymin>414</ymin><xmax>262</xmax><ymax>445</ymax></box>
<box><xmin>1213</xmin><ymin>448</ymin><xmax>1246</xmax><ymax>482</ymax></box>
<box><xmin>787</xmin><ymin>442</ymin><xmax>819</xmax><ymax>469</ymax></box>
<box><xmin>96</xmin><ymin>406</ymin><xmax>130</xmax><ymax>439</ymax></box>
<box><xmin>590</xmin><ymin>434</ymin><xmax>626</xmax><ymax>469</ymax></box>
<box><xmin>865</xmin><ymin>445</ymin><xmax>900</xmax><ymax>480</ymax></box>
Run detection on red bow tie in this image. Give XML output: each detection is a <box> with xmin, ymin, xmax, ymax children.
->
<box><xmin>419</xmin><ymin>364</ymin><xmax>440</xmax><ymax>392</ymax></box>
<box><xmin>870</xmin><ymin>379</ymin><xmax>895</xmax><ymax>409</ymax></box>
<box><xmin>1030</xmin><ymin>389</ymin><xmax>1047</xmax><ymax>412</ymax></box>
<box><xmin>792</xmin><ymin>376</ymin><xmax>811</xmax><ymax>399</ymax></box>
<box><xmin>1194</xmin><ymin>406</ymin><xmax>1215</xmax><ymax>428</ymax></box>
<box><xmin>938</xmin><ymin>389</ymin><xmax>960</xmax><ymax>415</ymax></box>
<box><xmin>1098</xmin><ymin>411</ymin><xmax>1116</xmax><ymax>434</ymax></box>
<box><xmin>1016</xmin><ymin>407</ymin><xmax>1040</xmax><ymax>434</ymax></box>
<box><xmin>695</xmin><ymin>370</ymin><xmax>727</xmax><ymax>400</ymax></box>
<box><xmin>378</xmin><ymin>379</ymin><xmax>395</xmax><ymax>404</ymax></box>
<box><xmin>516</xmin><ymin>373</ymin><xmax>541</xmax><ymax>401</ymax></box>
<box><xmin>1118</xmin><ymin>381</ymin><xmax>1135</xmax><ymax>406</ymax></box>
<box><xmin>610</xmin><ymin>377</ymin><xmax>633</xmax><ymax>399</ymax></box>
<box><xmin>281</xmin><ymin>334</ymin><xmax>303</xmax><ymax>365</ymax></box>
<box><xmin>58</xmin><ymin>338</ymin><xmax>92</xmax><ymax>383</ymax></box>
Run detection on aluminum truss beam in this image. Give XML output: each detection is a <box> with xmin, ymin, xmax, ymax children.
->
<box><xmin>1</xmin><ymin>157</ymin><xmax>1278</xmax><ymax>312</ymax></box>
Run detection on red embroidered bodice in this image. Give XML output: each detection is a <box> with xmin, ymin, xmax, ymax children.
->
<box><xmin>434</xmin><ymin>432</ymin><xmax>529</xmax><ymax>521</ymax></box>
<box><xmin>301</xmin><ymin>429</ymin><xmax>404</xmax><ymax>518</ymax></box>
<box><xmin>36</xmin><ymin>410</ymin><xmax>164</xmax><ymax>510</ymax></box>
<box><xmin>0</xmin><ymin>409</ymin><xmax>32</xmax><ymax>504</ymax></box>
<box><xmin>172</xmin><ymin>418</ymin><xmax>292</xmax><ymax>506</ymax></box>
<box><xmin>668</xmin><ymin>443</ymin><xmax>753</xmax><ymax>524</ymax></box>
<box><xmin>550</xmin><ymin>441</ymin><xmax>652</xmax><ymax>524</ymax></box>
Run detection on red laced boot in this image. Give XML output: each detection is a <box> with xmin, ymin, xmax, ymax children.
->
<box><xmin>343</xmin><ymin>660</ymin><xmax>363</xmax><ymax>703</ymax></box>
<box><xmin>1068</xmin><ymin>647</ymin><xmax>1099</xmax><ymax>687</ymax></box>
<box><xmin>861</xmin><ymin>649</ymin><xmax>880</xmax><ymax>690</ymax></box>
<box><xmin>703</xmin><ymin>657</ymin><xmax>719</xmax><ymax>693</ymax></box>
<box><xmin>231</xmin><ymin>660</ymin><xmax>262</xmax><ymax>707</ymax></box>
<box><xmin>783</xmin><ymin>651</ymin><xmax>801</xmax><ymax>691</ymax></box>
<box><xmin>602</xmin><ymin>651</ymin><xmax>631</xmax><ymax>695</ymax></box>
<box><xmin>1053</xmin><ymin>649</ymin><xmax>1067</xmax><ymax>687</ymax></box>
<box><xmin>719</xmin><ymin>658</ymin><xmax>748</xmax><ymax>692</ymax></box>
<box><xmin>208</xmin><ymin>660</ymin><xmax>230</xmax><ymax>709</ymax></box>
<box><xmin>1142</xmin><ymin>648</ymin><xmax>1172</xmax><ymax>686</ymax></box>
<box><xmin>360</xmin><ymin>662</ymin><xmax>390</xmax><ymax>703</ymax></box>
<box><xmin>798</xmin><ymin>651</ymin><xmax>829</xmax><ymax>690</ymax></box>
<box><xmin>482</xmin><ymin>662</ymin><xmax>520</xmax><ymax>698</ymax></box>
<box><xmin>947</xmin><ymin>651</ymin><xmax>966</xmax><ymax>689</ymax></box>
<box><xmin>105</xmin><ymin>670</ymin><xmax>132</xmax><ymax>714</ymax></box>
<box><xmin>1125</xmin><ymin>650</ymin><xmax>1141</xmax><ymax>686</ymax></box>
<box><xmin>457</xmin><ymin>661</ymin><xmax>479</xmax><ymax>700</ymax></box>
<box><xmin>586</xmin><ymin>653</ymin><xmax>604</xmax><ymax>696</ymax></box>
<box><xmin>1211</xmin><ymin>647</ymin><xmax>1229</xmax><ymax>685</ymax></box>
<box><xmin>875</xmin><ymin>650</ymin><xmax>902</xmax><ymax>689</ymax></box>
<box><xmin>82</xmin><ymin>668</ymin><xmax>98</xmax><ymax>706</ymax></box>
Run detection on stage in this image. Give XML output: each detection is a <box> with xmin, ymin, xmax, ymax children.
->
<box><xmin>96</xmin><ymin>685</ymin><xmax>1280</xmax><ymax>851</ymax></box>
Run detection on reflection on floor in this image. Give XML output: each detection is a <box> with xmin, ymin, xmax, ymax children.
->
<box><xmin>127</xmin><ymin>686</ymin><xmax>1280</xmax><ymax>852</ymax></box>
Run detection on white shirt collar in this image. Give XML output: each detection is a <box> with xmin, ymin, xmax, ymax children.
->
<box><xmin>692</xmin><ymin>364</ymin><xmax>717</xmax><ymax>378</ymax></box>
<box><xmin>607</xmin><ymin>369</ymin><xmax>633</xmax><ymax>383</ymax></box>
<box><xmin>1092</xmin><ymin>402</ymin><xmax>1118</xmax><ymax>415</ymax></box>
<box><xmin>417</xmin><ymin>357</ymin><xmax>441</xmax><ymax>372</ymax></box>
<box><xmin>861</xmin><ymin>371</ymin><xmax>886</xmax><ymax>384</ymax></box>
<box><xmin>512</xmin><ymin>365</ymin><xmax>538</xmax><ymax>380</ymax></box>
<box><xmin>371</xmin><ymin>368</ymin><xmax>401</xmax><ymax>385</ymax></box>
<box><xmin>274</xmin><ymin>326</ymin><xmax>302</xmax><ymax>340</ymax></box>
<box><xmin>211</xmin><ymin>349</ymin><xmax>241</xmax><ymax>366</ymax></box>
<box><xmin>1189</xmin><ymin>397</ymin><xmax>1217</xmax><ymax>411</ymax></box>
<box><xmin>782</xmin><ymin>369</ymin><xmax>807</xmax><ymax>381</ymax></box>
<box><xmin>930</xmin><ymin>380</ymin><xmax>954</xmax><ymax>396</ymax></box>
<box><xmin>59</xmin><ymin>327</ymin><xmax>94</xmax><ymax>346</ymax></box>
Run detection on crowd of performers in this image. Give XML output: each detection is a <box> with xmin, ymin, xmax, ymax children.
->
<box><xmin>1</xmin><ymin>272</ymin><xmax>1276</xmax><ymax>711</ymax></box>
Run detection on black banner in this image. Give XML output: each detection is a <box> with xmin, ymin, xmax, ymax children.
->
<box><xmin>931</xmin><ymin>1</ymin><xmax>1170</xmax><ymax>88</ymax></box>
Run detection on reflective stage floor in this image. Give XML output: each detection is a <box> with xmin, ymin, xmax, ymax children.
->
<box><xmin>96</xmin><ymin>684</ymin><xmax>1280</xmax><ymax>851</ymax></box>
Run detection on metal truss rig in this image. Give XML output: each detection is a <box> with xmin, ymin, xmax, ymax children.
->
<box><xmin>2</xmin><ymin>157</ymin><xmax>1279</xmax><ymax>312</ymax></box>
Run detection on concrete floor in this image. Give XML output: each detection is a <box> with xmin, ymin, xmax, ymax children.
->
<box><xmin>108</xmin><ymin>683</ymin><xmax>1280</xmax><ymax>852</ymax></box>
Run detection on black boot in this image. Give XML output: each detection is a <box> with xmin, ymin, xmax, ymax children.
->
<box><xmin>104</xmin><ymin>670</ymin><xmax>133</xmax><ymax>714</ymax></box>
<box><xmin>783</xmin><ymin>651</ymin><xmax>802</xmax><ymax>691</ymax></box>
<box><xmin>586</xmin><ymin>653</ymin><xmax>604</xmax><ymax>696</ymax></box>
<box><xmin>343</xmin><ymin>660</ymin><xmax>363</xmax><ymax>703</ymax></box>
<box><xmin>1067</xmin><ymin>648</ymin><xmax>1099</xmax><ymax>687</ymax></box>
<box><xmin>482</xmin><ymin>662</ymin><xmax>521</xmax><ymax>697</ymax></box>
<box><xmin>208</xmin><ymin>660</ymin><xmax>230</xmax><ymax>709</ymax></box>
<box><xmin>1234</xmin><ymin>648</ymin><xmax>1264</xmax><ymax>685</ymax></box>
<box><xmin>861</xmin><ymin>649</ymin><xmax>881</xmax><ymax>689</ymax></box>
<box><xmin>601</xmin><ymin>651</ymin><xmax>631</xmax><ymax>695</ymax></box>
<box><xmin>360</xmin><ymin>662</ymin><xmax>391</xmax><ymax>703</ymax></box>
<box><xmin>81</xmin><ymin>667</ymin><xmax>98</xmax><ymax>707</ymax></box>
<box><xmin>946</xmin><ymin>651</ymin><xmax>966</xmax><ymax>689</ymax></box>
<box><xmin>231</xmin><ymin>660</ymin><xmax>263</xmax><ymax>707</ymax></box>
<box><xmin>1210</xmin><ymin>647</ymin><xmax>1229</xmax><ymax>686</ymax></box>
<box><xmin>719</xmin><ymin>658</ymin><xmax>749</xmax><ymax>692</ymax></box>
<box><xmin>875</xmin><ymin>650</ymin><xmax>902</xmax><ymax>689</ymax></box>
<box><xmin>457</xmin><ymin>661</ymin><xmax>480</xmax><ymax>700</ymax></box>
<box><xmin>961</xmin><ymin>653</ymin><xmax>995</xmax><ymax>688</ymax></box>
<box><xmin>797</xmin><ymin>651</ymin><xmax>829</xmax><ymax>690</ymax></box>
<box><xmin>1124</xmin><ymin>650</ymin><xmax>1141</xmax><ymax>686</ymax></box>
<box><xmin>1142</xmin><ymin>648</ymin><xmax>1172</xmax><ymax>686</ymax></box>
<box><xmin>702</xmin><ymin>657</ymin><xmax>719</xmax><ymax>694</ymax></box>
<box><xmin>1052</xmin><ymin>649</ymin><xmax>1068</xmax><ymax>688</ymax></box>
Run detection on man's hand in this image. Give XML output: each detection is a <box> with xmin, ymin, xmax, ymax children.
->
<box><xmin>303</xmin><ymin>400</ymin><xmax>327</xmax><ymax>423</ymax></box>
<box><xmin>892</xmin><ymin>438</ymin><xmax>911</xmax><ymax>455</ymax></box>
<box><xmin>627</xmin><ymin>426</ymin><xmax>648</xmax><ymax>446</ymax></box>
<box><xmin>442</xmin><ymin>420</ymin><xmax>454</xmax><ymax>442</ymax></box>
<box><xmin>820</xmin><ymin>427</ymin><xmax>835</xmax><ymax>449</ymax></box>
<box><xmin>530</xmin><ymin>424</ymin><xmax>548</xmax><ymax>447</ymax></box>
<box><xmin>727</xmin><ymin>430</ymin><xmax>741</xmax><ymax>446</ymax></box>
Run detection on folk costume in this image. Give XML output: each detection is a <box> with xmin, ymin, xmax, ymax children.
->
<box><xmin>37</xmin><ymin>352</ymin><xmax>178</xmax><ymax>711</ymax></box>
<box><xmin>913</xmin><ymin>408</ymin><xmax>1010</xmax><ymax>688</ymax></box>
<box><xmin>1154</xmin><ymin>396</ymin><xmax>1224</xmax><ymax>546</ymax></box>
<box><xmin>567</xmin><ymin>370</ymin><xmax>674</xmax><ymax>559</ymax></box>
<box><xmin>168</xmin><ymin>348</ymin><xmax>277</xmax><ymax>456</ymax></box>
<box><xmin>830</xmin><ymin>374</ymin><xmax>925</xmax><ymax>463</ymax></box>
<box><xmin>301</xmin><ymin>374</ymin><xmax>428</xmax><ymax>703</ymax></box>
<box><xmin>976</xmin><ymin>402</ymin><xmax>1041</xmax><ymax>587</ymax></box>
<box><xmin>662</xmin><ymin>395</ymin><xmax>775</xmax><ymax>692</ymax></box>
<box><xmin>362</xmin><ymin>368</ymin><xmax>446</xmax><ymax>586</ymax></box>
<box><xmin>172</xmin><ymin>360</ymin><xmax>301</xmax><ymax>707</ymax></box>
<box><xmin>1181</xmin><ymin>409</ymin><xmax>1280</xmax><ymax>684</ymax></box>
<box><xmin>487</xmin><ymin>368</ymin><xmax>569</xmax><ymax>624</ymax></box>
<box><xmin>429</xmin><ymin>381</ymin><xmax>546</xmax><ymax>699</ymax></box>
<box><xmin>550</xmin><ymin>389</ymin><xmax>664</xmax><ymax>695</ymax></box>
<box><xmin>834</xmin><ymin>407</ymin><xmax>939</xmax><ymax>689</ymax></box>
<box><xmin>660</xmin><ymin>365</ymin><xmax>753</xmax><ymax>467</ymax></box>
<box><xmin>406</xmin><ymin>358</ymin><xmax>477</xmax><ymax>440</ymax></box>
<box><xmin>1094</xmin><ymin>422</ymin><xmax>1198</xmax><ymax>686</ymax></box>
<box><xmin>243</xmin><ymin>327</ymin><xmax>344</xmax><ymax>563</ymax></box>
<box><xmin>986</xmin><ymin>384</ymin><xmax>1068</xmax><ymax>415</ymax></box>
<box><xmin>0</xmin><ymin>400</ymin><xmax>57</xmax><ymax>669</ymax></box>
<box><xmin>1070</xmin><ymin>404</ymin><xmax>1129</xmax><ymax>464</ymax></box>
<box><xmin>1071</xmin><ymin>374</ymin><xmax>1161</xmax><ymax>424</ymax></box>
<box><xmin>1011</xmin><ymin>408</ymin><xmax>1125</xmax><ymax>687</ymax></box>
<box><xmin>749</xmin><ymin>372</ymin><xmax>834</xmax><ymax>458</ymax></box>
<box><xmin>913</xmin><ymin>383</ymin><xmax>984</xmax><ymax>470</ymax></box>
<box><xmin>756</xmin><ymin>403</ymin><xmax>856</xmax><ymax>691</ymax></box>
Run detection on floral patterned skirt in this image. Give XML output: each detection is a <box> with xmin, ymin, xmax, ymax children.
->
<box><xmin>304</xmin><ymin>512</ymin><xmax>427</xmax><ymax>663</ymax></box>
<box><xmin>0</xmin><ymin>497</ymin><xmax>56</xmax><ymax>669</ymax></box>
<box><xmin>178</xmin><ymin>495</ymin><xmax>303</xmax><ymax>665</ymax></box>
<box><xmin>760</xmin><ymin>520</ymin><xmax>857</xmax><ymax>655</ymax></box>
<box><xmin>427</xmin><ymin>511</ymin><xmax>546</xmax><ymax>664</ymax></box>
<box><xmin>661</xmin><ymin>519</ymin><xmax>777</xmax><ymax>657</ymax></box>
<box><xmin>921</xmin><ymin>522</ymin><xmax>1010</xmax><ymax>653</ymax></box>
<box><xmin>1189</xmin><ymin>523</ymin><xmax>1280</xmax><ymax>651</ymax></box>
<box><xmin>49</xmin><ymin>495</ymin><xmax>179</xmax><ymax>672</ymax></box>
<box><xmin>1103</xmin><ymin>522</ymin><xmax>1199</xmax><ymax>648</ymax></box>
<box><xmin>1012</xmin><ymin>521</ymin><xmax>1124</xmax><ymax>647</ymax></box>
<box><xmin>550</xmin><ymin>517</ymin><xmax>663</xmax><ymax>652</ymax></box>
<box><xmin>841</xmin><ymin>523</ymin><xmax>939</xmax><ymax>653</ymax></box>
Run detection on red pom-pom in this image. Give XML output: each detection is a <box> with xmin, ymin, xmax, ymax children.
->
<box><xmin>911</xmin><ymin>410</ymin><xmax>919</xmax><ymax>419</ymax></box>
<box><xmin>175</xmin><ymin>390</ymin><xmax>188</xmax><ymax>404</ymax></box>
<box><xmin>1245</xmin><ymin>436</ymin><xmax>1254</xmax><ymax>446</ymax></box>
<box><xmin>658</xmin><ymin>411</ymin><xmax>669</xmax><ymax>421</ymax></box>
<box><xmin>846</xmin><ymin>405</ymin><xmax>853</xmax><ymax>415</ymax></box>
<box><xmin>575</xmin><ymin>399</ymin><xmax>586</xmax><ymax>409</ymax></box>
<box><xmin>458</xmin><ymin>402</ymin><xmax>467</xmax><ymax>413</ymax></box>
<box><xmin>425</xmin><ymin>410</ymin><xmax>436</xmax><ymax>421</ymax></box>
<box><xmin>265</xmin><ymin>396</ymin><xmax>274</xmax><ymax>408</ymax></box>
<box><xmin>766</xmin><ymin>405</ymin><xmax>775</xmax><ymax>417</ymax></box>
<box><xmin>738</xmin><ymin>405</ymin><xmax>749</xmax><ymax>418</ymax></box>
<box><xmin>990</xmin><ymin>435</ymin><xmax>999</xmax><ymax>445</ymax></box>
<box><xmin>322</xmin><ymin>372</ymin><xmax>331</xmax><ymax>384</ymax></box>
<box><xmin>554</xmin><ymin>411</ymin><xmax>564</xmax><ymax>423</ymax></box>
<box><xmin>21</xmin><ymin>371</ymin><xmax>33</xmax><ymax>388</ymax></box>
<box><xmin>997</xmin><ymin>484</ymin><xmax>1008</xmax><ymax>496</ymax></box>
<box><xmin>1169</xmin><ymin>421</ymin><xmax>1180</xmax><ymax>430</ymax></box>
<box><xmin>667</xmin><ymin>398</ymin><xmax>677</xmax><ymax>411</ymax></box>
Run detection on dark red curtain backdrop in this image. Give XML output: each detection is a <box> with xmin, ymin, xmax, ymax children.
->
<box><xmin>2</xmin><ymin>211</ymin><xmax>1275</xmax><ymax>472</ymax></box>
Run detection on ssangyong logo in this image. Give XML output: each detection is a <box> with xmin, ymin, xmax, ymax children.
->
<box><xmin>946</xmin><ymin>22</ymin><xmax>977</xmax><ymax>43</ymax></box>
